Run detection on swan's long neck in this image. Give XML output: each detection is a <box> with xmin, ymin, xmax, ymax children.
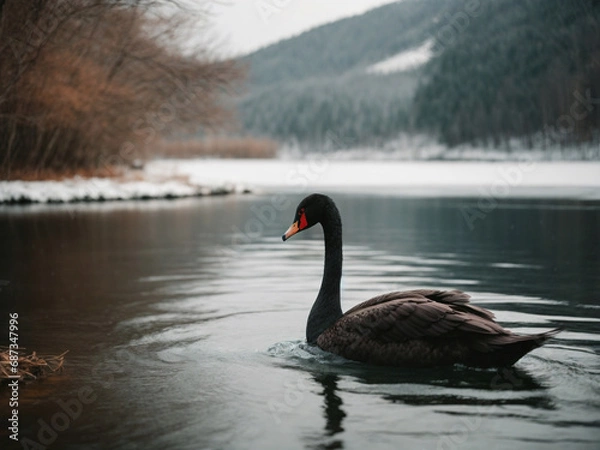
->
<box><xmin>306</xmin><ymin>205</ymin><xmax>343</xmax><ymax>343</ymax></box>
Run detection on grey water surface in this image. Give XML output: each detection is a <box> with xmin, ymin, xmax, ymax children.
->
<box><xmin>1</xmin><ymin>192</ymin><xmax>599</xmax><ymax>450</ymax></box>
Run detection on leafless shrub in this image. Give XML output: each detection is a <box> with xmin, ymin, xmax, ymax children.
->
<box><xmin>157</xmin><ymin>136</ymin><xmax>278</xmax><ymax>159</ymax></box>
<box><xmin>0</xmin><ymin>0</ymin><xmax>243</xmax><ymax>178</ymax></box>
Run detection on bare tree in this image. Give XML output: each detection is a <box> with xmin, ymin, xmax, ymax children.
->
<box><xmin>0</xmin><ymin>0</ymin><xmax>243</xmax><ymax>178</ymax></box>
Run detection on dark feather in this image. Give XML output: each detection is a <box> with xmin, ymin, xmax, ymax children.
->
<box><xmin>318</xmin><ymin>290</ymin><xmax>560</xmax><ymax>368</ymax></box>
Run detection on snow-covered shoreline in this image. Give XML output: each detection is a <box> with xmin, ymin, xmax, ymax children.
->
<box><xmin>1</xmin><ymin>158</ymin><xmax>600</xmax><ymax>204</ymax></box>
<box><xmin>0</xmin><ymin>163</ymin><xmax>247</xmax><ymax>204</ymax></box>
<box><xmin>149</xmin><ymin>159</ymin><xmax>600</xmax><ymax>195</ymax></box>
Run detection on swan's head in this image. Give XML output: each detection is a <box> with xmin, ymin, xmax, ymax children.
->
<box><xmin>282</xmin><ymin>193</ymin><xmax>334</xmax><ymax>241</ymax></box>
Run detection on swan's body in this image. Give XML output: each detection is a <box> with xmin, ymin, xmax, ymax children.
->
<box><xmin>282</xmin><ymin>193</ymin><xmax>560</xmax><ymax>368</ymax></box>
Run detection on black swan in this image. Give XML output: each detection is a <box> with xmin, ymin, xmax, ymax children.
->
<box><xmin>282</xmin><ymin>193</ymin><xmax>560</xmax><ymax>368</ymax></box>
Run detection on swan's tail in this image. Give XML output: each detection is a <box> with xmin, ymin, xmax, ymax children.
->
<box><xmin>469</xmin><ymin>328</ymin><xmax>562</xmax><ymax>368</ymax></box>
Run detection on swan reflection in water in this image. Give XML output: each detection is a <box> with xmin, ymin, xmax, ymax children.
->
<box><xmin>306</xmin><ymin>373</ymin><xmax>346</xmax><ymax>450</ymax></box>
<box><xmin>301</xmin><ymin>363</ymin><xmax>551</xmax><ymax>450</ymax></box>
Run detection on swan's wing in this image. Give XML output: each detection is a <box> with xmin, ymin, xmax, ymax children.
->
<box><xmin>320</xmin><ymin>290</ymin><xmax>559</xmax><ymax>367</ymax></box>
<box><xmin>338</xmin><ymin>290</ymin><xmax>506</xmax><ymax>342</ymax></box>
<box><xmin>345</xmin><ymin>289</ymin><xmax>495</xmax><ymax>321</ymax></box>
<box><xmin>417</xmin><ymin>289</ymin><xmax>496</xmax><ymax>321</ymax></box>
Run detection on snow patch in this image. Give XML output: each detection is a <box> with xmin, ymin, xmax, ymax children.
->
<box><xmin>366</xmin><ymin>39</ymin><xmax>433</xmax><ymax>74</ymax></box>
<box><xmin>0</xmin><ymin>163</ymin><xmax>246</xmax><ymax>204</ymax></box>
<box><xmin>2</xmin><ymin>157</ymin><xmax>599</xmax><ymax>204</ymax></box>
<box><xmin>146</xmin><ymin>159</ymin><xmax>600</xmax><ymax>199</ymax></box>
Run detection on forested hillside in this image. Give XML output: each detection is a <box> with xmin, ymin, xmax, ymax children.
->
<box><xmin>245</xmin><ymin>1</ymin><xmax>438</xmax><ymax>87</ymax></box>
<box><xmin>240</xmin><ymin>71</ymin><xmax>419</xmax><ymax>145</ymax></box>
<box><xmin>413</xmin><ymin>0</ymin><xmax>600</xmax><ymax>147</ymax></box>
<box><xmin>240</xmin><ymin>0</ymin><xmax>600</xmax><ymax>151</ymax></box>
<box><xmin>239</xmin><ymin>0</ymin><xmax>442</xmax><ymax>146</ymax></box>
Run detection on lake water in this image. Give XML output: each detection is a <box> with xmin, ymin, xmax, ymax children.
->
<box><xmin>1</xmin><ymin>189</ymin><xmax>599</xmax><ymax>449</ymax></box>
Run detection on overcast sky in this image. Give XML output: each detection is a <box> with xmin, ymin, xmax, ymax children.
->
<box><xmin>207</xmin><ymin>0</ymin><xmax>400</xmax><ymax>56</ymax></box>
